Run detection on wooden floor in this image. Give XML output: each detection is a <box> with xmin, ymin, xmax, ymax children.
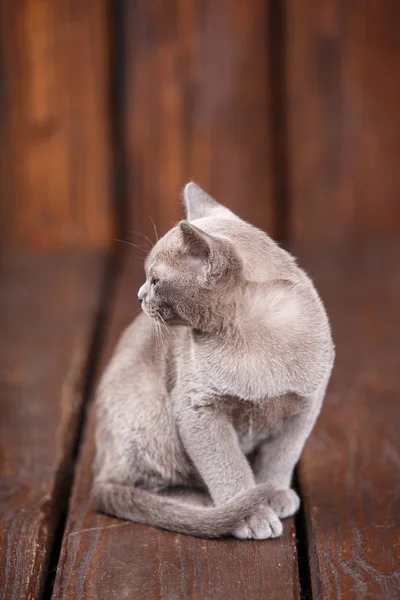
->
<box><xmin>1</xmin><ymin>242</ymin><xmax>399</xmax><ymax>600</ymax></box>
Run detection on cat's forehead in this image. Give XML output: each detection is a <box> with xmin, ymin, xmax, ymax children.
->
<box><xmin>145</xmin><ymin>249</ymin><xmax>180</xmax><ymax>277</ymax></box>
<box><xmin>145</xmin><ymin>258</ymin><xmax>175</xmax><ymax>278</ymax></box>
<box><xmin>145</xmin><ymin>228</ymin><xmax>182</xmax><ymax>268</ymax></box>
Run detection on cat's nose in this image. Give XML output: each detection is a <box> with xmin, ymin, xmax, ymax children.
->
<box><xmin>138</xmin><ymin>283</ymin><xmax>147</xmax><ymax>302</ymax></box>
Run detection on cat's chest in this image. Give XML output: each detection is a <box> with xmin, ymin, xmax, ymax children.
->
<box><xmin>193</xmin><ymin>339</ymin><xmax>277</xmax><ymax>400</ymax></box>
<box><xmin>224</xmin><ymin>395</ymin><xmax>302</xmax><ymax>454</ymax></box>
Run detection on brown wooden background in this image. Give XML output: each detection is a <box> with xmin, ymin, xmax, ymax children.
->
<box><xmin>1</xmin><ymin>1</ymin><xmax>399</xmax><ymax>599</ymax></box>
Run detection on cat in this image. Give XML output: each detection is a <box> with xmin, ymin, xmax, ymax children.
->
<box><xmin>91</xmin><ymin>183</ymin><xmax>334</xmax><ymax>539</ymax></box>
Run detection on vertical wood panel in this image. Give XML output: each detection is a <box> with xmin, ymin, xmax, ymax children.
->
<box><xmin>287</xmin><ymin>1</ymin><xmax>400</xmax><ymax>596</ymax></box>
<box><xmin>287</xmin><ymin>0</ymin><xmax>400</xmax><ymax>247</ymax></box>
<box><xmin>0</xmin><ymin>0</ymin><xmax>112</xmax><ymax>250</ymax></box>
<box><xmin>294</xmin><ymin>244</ymin><xmax>400</xmax><ymax>598</ymax></box>
<box><xmin>124</xmin><ymin>0</ymin><xmax>276</xmax><ymax>241</ymax></box>
<box><xmin>0</xmin><ymin>253</ymin><xmax>103</xmax><ymax>598</ymax></box>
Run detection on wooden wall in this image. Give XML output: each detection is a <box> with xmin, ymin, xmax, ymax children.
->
<box><xmin>123</xmin><ymin>0</ymin><xmax>276</xmax><ymax>243</ymax></box>
<box><xmin>287</xmin><ymin>0</ymin><xmax>400</xmax><ymax>248</ymax></box>
<box><xmin>2</xmin><ymin>1</ymin><xmax>400</xmax><ymax>250</ymax></box>
<box><xmin>1</xmin><ymin>3</ymin><xmax>400</xmax><ymax>598</ymax></box>
<box><xmin>0</xmin><ymin>0</ymin><xmax>112</xmax><ymax>250</ymax></box>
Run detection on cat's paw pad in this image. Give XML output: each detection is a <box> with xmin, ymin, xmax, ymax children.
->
<box><xmin>267</xmin><ymin>489</ymin><xmax>300</xmax><ymax>519</ymax></box>
<box><xmin>233</xmin><ymin>505</ymin><xmax>283</xmax><ymax>540</ymax></box>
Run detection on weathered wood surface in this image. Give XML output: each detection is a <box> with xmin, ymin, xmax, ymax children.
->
<box><xmin>287</xmin><ymin>1</ymin><xmax>400</xmax><ymax>595</ymax></box>
<box><xmin>53</xmin><ymin>251</ymin><xmax>300</xmax><ymax>600</ymax></box>
<box><xmin>0</xmin><ymin>252</ymin><xmax>103</xmax><ymax>598</ymax></box>
<box><xmin>296</xmin><ymin>242</ymin><xmax>400</xmax><ymax>598</ymax></box>
<box><xmin>0</xmin><ymin>0</ymin><xmax>112</xmax><ymax>250</ymax></box>
<box><xmin>124</xmin><ymin>0</ymin><xmax>276</xmax><ymax>243</ymax></box>
<box><xmin>2</xmin><ymin>1</ymin><xmax>399</xmax><ymax>597</ymax></box>
<box><xmin>287</xmin><ymin>0</ymin><xmax>400</xmax><ymax>246</ymax></box>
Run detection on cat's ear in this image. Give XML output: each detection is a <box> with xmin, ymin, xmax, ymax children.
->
<box><xmin>183</xmin><ymin>182</ymin><xmax>234</xmax><ymax>221</ymax></box>
<box><xmin>179</xmin><ymin>221</ymin><xmax>214</xmax><ymax>264</ymax></box>
<box><xmin>179</xmin><ymin>220</ymin><xmax>240</xmax><ymax>280</ymax></box>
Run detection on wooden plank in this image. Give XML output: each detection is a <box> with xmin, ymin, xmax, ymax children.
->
<box><xmin>0</xmin><ymin>252</ymin><xmax>103</xmax><ymax>598</ymax></box>
<box><xmin>0</xmin><ymin>0</ymin><xmax>112</xmax><ymax>250</ymax></box>
<box><xmin>286</xmin><ymin>0</ymin><xmax>400</xmax><ymax>246</ymax></box>
<box><xmin>294</xmin><ymin>242</ymin><xmax>400</xmax><ymax>598</ymax></box>
<box><xmin>53</xmin><ymin>251</ymin><xmax>300</xmax><ymax>600</ymax></box>
<box><xmin>288</xmin><ymin>3</ymin><xmax>400</xmax><ymax>594</ymax></box>
<box><xmin>124</xmin><ymin>0</ymin><xmax>276</xmax><ymax>243</ymax></box>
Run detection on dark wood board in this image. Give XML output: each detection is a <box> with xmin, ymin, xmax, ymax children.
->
<box><xmin>295</xmin><ymin>241</ymin><xmax>400</xmax><ymax>599</ymax></box>
<box><xmin>124</xmin><ymin>0</ymin><xmax>276</xmax><ymax>243</ymax></box>
<box><xmin>53</xmin><ymin>251</ymin><xmax>300</xmax><ymax>600</ymax></box>
<box><xmin>286</xmin><ymin>0</ymin><xmax>400</xmax><ymax>247</ymax></box>
<box><xmin>0</xmin><ymin>252</ymin><xmax>104</xmax><ymax>598</ymax></box>
<box><xmin>287</xmin><ymin>2</ymin><xmax>400</xmax><ymax>594</ymax></box>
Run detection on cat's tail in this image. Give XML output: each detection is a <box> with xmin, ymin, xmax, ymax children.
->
<box><xmin>91</xmin><ymin>480</ymin><xmax>273</xmax><ymax>538</ymax></box>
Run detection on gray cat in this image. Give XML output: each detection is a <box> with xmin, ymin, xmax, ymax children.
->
<box><xmin>91</xmin><ymin>183</ymin><xmax>334</xmax><ymax>539</ymax></box>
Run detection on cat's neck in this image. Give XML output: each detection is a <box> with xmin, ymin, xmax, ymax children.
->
<box><xmin>190</xmin><ymin>295</ymin><xmax>241</xmax><ymax>337</ymax></box>
<box><xmin>190</xmin><ymin>278</ymin><xmax>298</xmax><ymax>344</ymax></box>
<box><xmin>189</xmin><ymin>284</ymin><xmax>257</xmax><ymax>340</ymax></box>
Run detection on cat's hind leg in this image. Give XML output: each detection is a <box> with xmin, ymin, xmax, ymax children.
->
<box><xmin>253</xmin><ymin>390</ymin><xmax>324</xmax><ymax>519</ymax></box>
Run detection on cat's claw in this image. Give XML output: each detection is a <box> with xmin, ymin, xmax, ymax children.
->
<box><xmin>267</xmin><ymin>489</ymin><xmax>300</xmax><ymax>519</ymax></box>
<box><xmin>233</xmin><ymin>505</ymin><xmax>282</xmax><ymax>540</ymax></box>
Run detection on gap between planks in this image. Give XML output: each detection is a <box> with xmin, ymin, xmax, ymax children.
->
<box><xmin>42</xmin><ymin>250</ymin><xmax>122</xmax><ymax>599</ymax></box>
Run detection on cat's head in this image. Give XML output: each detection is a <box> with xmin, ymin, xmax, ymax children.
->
<box><xmin>138</xmin><ymin>183</ymin><xmax>243</xmax><ymax>330</ymax></box>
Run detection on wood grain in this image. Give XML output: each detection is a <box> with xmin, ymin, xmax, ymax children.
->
<box><xmin>53</xmin><ymin>251</ymin><xmax>300</xmax><ymax>600</ymax></box>
<box><xmin>0</xmin><ymin>0</ymin><xmax>112</xmax><ymax>250</ymax></box>
<box><xmin>287</xmin><ymin>4</ymin><xmax>400</xmax><ymax>592</ymax></box>
<box><xmin>124</xmin><ymin>0</ymin><xmax>275</xmax><ymax>244</ymax></box>
<box><xmin>286</xmin><ymin>0</ymin><xmax>400</xmax><ymax>246</ymax></box>
<box><xmin>0</xmin><ymin>252</ymin><xmax>103</xmax><ymax>598</ymax></box>
<box><xmin>295</xmin><ymin>241</ymin><xmax>400</xmax><ymax>598</ymax></box>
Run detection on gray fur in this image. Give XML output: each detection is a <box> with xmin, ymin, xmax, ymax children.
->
<box><xmin>92</xmin><ymin>183</ymin><xmax>334</xmax><ymax>539</ymax></box>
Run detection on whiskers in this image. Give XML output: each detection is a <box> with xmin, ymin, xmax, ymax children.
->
<box><xmin>152</xmin><ymin>313</ymin><xmax>172</xmax><ymax>355</ymax></box>
<box><xmin>149</xmin><ymin>217</ymin><xmax>159</xmax><ymax>243</ymax></box>
<box><xmin>158</xmin><ymin>313</ymin><xmax>172</xmax><ymax>338</ymax></box>
<box><xmin>113</xmin><ymin>237</ymin><xmax>149</xmax><ymax>252</ymax></box>
<box><xmin>113</xmin><ymin>223</ymin><xmax>158</xmax><ymax>257</ymax></box>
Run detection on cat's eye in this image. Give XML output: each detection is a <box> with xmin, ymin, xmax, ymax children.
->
<box><xmin>150</xmin><ymin>277</ymin><xmax>159</xmax><ymax>287</ymax></box>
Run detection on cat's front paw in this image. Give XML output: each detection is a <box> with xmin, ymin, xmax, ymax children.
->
<box><xmin>233</xmin><ymin>505</ymin><xmax>282</xmax><ymax>540</ymax></box>
<box><xmin>267</xmin><ymin>489</ymin><xmax>300</xmax><ymax>519</ymax></box>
